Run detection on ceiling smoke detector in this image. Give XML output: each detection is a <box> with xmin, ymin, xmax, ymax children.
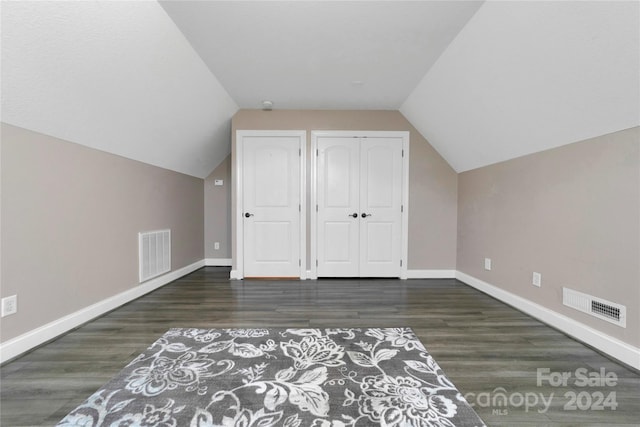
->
<box><xmin>262</xmin><ymin>100</ymin><xmax>273</xmax><ymax>111</ymax></box>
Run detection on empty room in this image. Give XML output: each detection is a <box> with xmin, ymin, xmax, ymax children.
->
<box><xmin>1</xmin><ymin>1</ymin><xmax>639</xmax><ymax>426</ymax></box>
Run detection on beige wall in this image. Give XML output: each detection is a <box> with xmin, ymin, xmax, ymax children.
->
<box><xmin>457</xmin><ymin>127</ymin><xmax>640</xmax><ymax>346</ymax></box>
<box><xmin>204</xmin><ymin>155</ymin><xmax>232</xmax><ymax>259</ymax></box>
<box><xmin>3</xmin><ymin>113</ymin><xmax>637</xmax><ymax>357</ymax></box>
<box><xmin>1</xmin><ymin>123</ymin><xmax>204</xmax><ymax>343</ymax></box>
<box><xmin>224</xmin><ymin>109</ymin><xmax>458</xmax><ymax>271</ymax></box>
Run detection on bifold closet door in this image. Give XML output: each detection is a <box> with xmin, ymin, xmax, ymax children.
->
<box><xmin>241</xmin><ymin>135</ymin><xmax>301</xmax><ymax>278</ymax></box>
<box><xmin>316</xmin><ymin>137</ymin><xmax>403</xmax><ymax>277</ymax></box>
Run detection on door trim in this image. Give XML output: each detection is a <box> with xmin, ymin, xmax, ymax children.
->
<box><xmin>235</xmin><ymin>130</ymin><xmax>307</xmax><ymax>280</ymax></box>
<box><xmin>310</xmin><ymin>131</ymin><xmax>409</xmax><ymax>280</ymax></box>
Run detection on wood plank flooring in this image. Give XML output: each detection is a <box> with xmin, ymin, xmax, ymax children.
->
<box><xmin>1</xmin><ymin>267</ymin><xmax>639</xmax><ymax>426</ymax></box>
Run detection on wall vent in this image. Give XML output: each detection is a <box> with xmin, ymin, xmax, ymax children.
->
<box><xmin>562</xmin><ymin>287</ymin><xmax>626</xmax><ymax>327</ymax></box>
<box><xmin>139</xmin><ymin>229</ymin><xmax>171</xmax><ymax>283</ymax></box>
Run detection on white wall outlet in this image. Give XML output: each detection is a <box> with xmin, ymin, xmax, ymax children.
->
<box><xmin>484</xmin><ymin>258</ymin><xmax>492</xmax><ymax>271</ymax></box>
<box><xmin>532</xmin><ymin>272</ymin><xmax>542</xmax><ymax>287</ymax></box>
<box><xmin>1</xmin><ymin>295</ymin><xmax>18</xmax><ymax>317</ymax></box>
<box><xmin>214</xmin><ymin>242</ymin><xmax>220</xmax><ymax>250</ymax></box>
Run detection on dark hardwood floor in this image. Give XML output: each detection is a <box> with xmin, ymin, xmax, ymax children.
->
<box><xmin>1</xmin><ymin>267</ymin><xmax>638</xmax><ymax>426</ymax></box>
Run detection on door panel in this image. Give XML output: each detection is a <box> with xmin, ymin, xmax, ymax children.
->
<box><xmin>365</xmin><ymin>222</ymin><xmax>393</xmax><ymax>261</ymax></box>
<box><xmin>325</xmin><ymin>146</ymin><xmax>354</xmax><ymax>207</ymax></box>
<box><xmin>253</xmin><ymin>221</ymin><xmax>292</xmax><ymax>262</ymax></box>
<box><xmin>317</xmin><ymin>138</ymin><xmax>359</xmax><ymax>277</ymax></box>
<box><xmin>242</xmin><ymin>136</ymin><xmax>301</xmax><ymax>277</ymax></box>
<box><xmin>323</xmin><ymin>222</ymin><xmax>352</xmax><ymax>262</ymax></box>
<box><xmin>253</xmin><ymin>146</ymin><xmax>290</xmax><ymax>207</ymax></box>
<box><xmin>364</xmin><ymin>145</ymin><xmax>395</xmax><ymax>207</ymax></box>
<box><xmin>361</xmin><ymin>221</ymin><xmax>395</xmax><ymax>275</ymax></box>
<box><xmin>360</xmin><ymin>138</ymin><xmax>403</xmax><ymax>277</ymax></box>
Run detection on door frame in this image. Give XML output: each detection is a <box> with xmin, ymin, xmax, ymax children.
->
<box><xmin>310</xmin><ymin>130</ymin><xmax>409</xmax><ymax>280</ymax></box>
<box><xmin>234</xmin><ymin>130</ymin><xmax>307</xmax><ymax>280</ymax></box>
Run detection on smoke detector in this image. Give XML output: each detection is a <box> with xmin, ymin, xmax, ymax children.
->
<box><xmin>262</xmin><ymin>100</ymin><xmax>273</xmax><ymax>111</ymax></box>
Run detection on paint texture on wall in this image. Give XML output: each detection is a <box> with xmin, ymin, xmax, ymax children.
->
<box><xmin>457</xmin><ymin>126</ymin><xmax>640</xmax><ymax>346</ymax></box>
<box><xmin>1</xmin><ymin>124</ymin><xmax>204</xmax><ymax>343</ymax></box>
<box><xmin>205</xmin><ymin>156</ymin><xmax>232</xmax><ymax>259</ymax></box>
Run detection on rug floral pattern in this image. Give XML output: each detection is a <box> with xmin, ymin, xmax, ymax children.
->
<box><xmin>57</xmin><ymin>328</ymin><xmax>485</xmax><ymax>426</ymax></box>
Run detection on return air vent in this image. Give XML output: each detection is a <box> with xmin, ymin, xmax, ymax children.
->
<box><xmin>563</xmin><ymin>287</ymin><xmax>626</xmax><ymax>327</ymax></box>
<box><xmin>139</xmin><ymin>229</ymin><xmax>171</xmax><ymax>283</ymax></box>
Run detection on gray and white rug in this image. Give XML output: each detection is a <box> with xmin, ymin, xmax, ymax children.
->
<box><xmin>57</xmin><ymin>328</ymin><xmax>485</xmax><ymax>426</ymax></box>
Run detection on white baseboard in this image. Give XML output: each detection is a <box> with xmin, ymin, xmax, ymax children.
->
<box><xmin>4</xmin><ymin>264</ymin><xmax>637</xmax><ymax>370</ymax></box>
<box><xmin>455</xmin><ymin>271</ymin><xmax>640</xmax><ymax>370</ymax></box>
<box><xmin>0</xmin><ymin>259</ymin><xmax>205</xmax><ymax>364</ymax></box>
<box><xmin>407</xmin><ymin>269</ymin><xmax>456</xmax><ymax>279</ymax></box>
<box><xmin>229</xmin><ymin>269</ymin><xmax>242</xmax><ymax>280</ymax></box>
<box><xmin>204</xmin><ymin>258</ymin><xmax>232</xmax><ymax>266</ymax></box>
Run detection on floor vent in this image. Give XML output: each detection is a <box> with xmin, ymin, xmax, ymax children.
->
<box><xmin>139</xmin><ymin>229</ymin><xmax>171</xmax><ymax>283</ymax></box>
<box><xmin>563</xmin><ymin>287</ymin><xmax>626</xmax><ymax>327</ymax></box>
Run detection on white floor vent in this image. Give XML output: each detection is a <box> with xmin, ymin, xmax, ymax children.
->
<box><xmin>563</xmin><ymin>287</ymin><xmax>626</xmax><ymax>327</ymax></box>
<box><xmin>139</xmin><ymin>229</ymin><xmax>171</xmax><ymax>283</ymax></box>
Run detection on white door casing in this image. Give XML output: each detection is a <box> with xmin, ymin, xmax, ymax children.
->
<box><xmin>312</xmin><ymin>131</ymin><xmax>409</xmax><ymax>279</ymax></box>
<box><xmin>235</xmin><ymin>131</ymin><xmax>306</xmax><ymax>279</ymax></box>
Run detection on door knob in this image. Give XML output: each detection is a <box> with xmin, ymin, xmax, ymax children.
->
<box><xmin>244</xmin><ymin>212</ymin><xmax>254</xmax><ymax>218</ymax></box>
<box><xmin>361</xmin><ymin>213</ymin><xmax>372</xmax><ymax>218</ymax></box>
<box><xmin>349</xmin><ymin>213</ymin><xmax>358</xmax><ymax>218</ymax></box>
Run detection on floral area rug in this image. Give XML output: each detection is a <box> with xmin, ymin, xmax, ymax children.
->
<box><xmin>57</xmin><ymin>328</ymin><xmax>485</xmax><ymax>426</ymax></box>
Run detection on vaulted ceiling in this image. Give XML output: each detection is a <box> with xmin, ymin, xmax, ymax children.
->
<box><xmin>2</xmin><ymin>1</ymin><xmax>639</xmax><ymax>178</ymax></box>
<box><xmin>158</xmin><ymin>1</ymin><xmax>482</xmax><ymax>110</ymax></box>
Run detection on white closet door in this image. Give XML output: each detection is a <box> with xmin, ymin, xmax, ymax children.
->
<box><xmin>359</xmin><ymin>138</ymin><xmax>403</xmax><ymax>277</ymax></box>
<box><xmin>317</xmin><ymin>137</ymin><xmax>360</xmax><ymax>277</ymax></box>
<box><xmin>242</xmin><ymin>135</ymin><xmax>301</xmax><ymax>277</ymax></box>
<box><xmin>316</xmin><ymin>135</ymin><xmax>403</xmax><ymax>278</ymax></box>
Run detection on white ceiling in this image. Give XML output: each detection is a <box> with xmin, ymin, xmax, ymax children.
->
<box><xmin>2</xmin><ymin>1</ymin><xmax>639</xmax><ymax>177</ymax></box>
<box><xmin>401</xmin><ymin>0</ymin><xmax>640</xmax><ymax>172</ymax></box>
<box><xmin>1</xmin><ymin>1</ymin><xmax>238</xmax><ymax>179</ymax></box>
<box><xmin>158</xmin><ymin>0</ymin><xmax>482</xmax><ymax>110</ymax></box>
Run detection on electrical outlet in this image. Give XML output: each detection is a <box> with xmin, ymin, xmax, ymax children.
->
<box><xmin>1</xmin><ymin>295</ymin><xmax>17</xmax><ymax>317</ymax></box>
<box><xmin>214</xmin><ymin>242</ymin><xmax>220</xmax><ymax>250</ymax></box>
<box><xmin>484</xmin><ymin>258</ymin><xmax>492</xmax><ymax>271</ymax></box>
<box><xmin>532</xmin><ymin>272</ymin><xmax>542</xmax><ymax>287</ymax></box>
